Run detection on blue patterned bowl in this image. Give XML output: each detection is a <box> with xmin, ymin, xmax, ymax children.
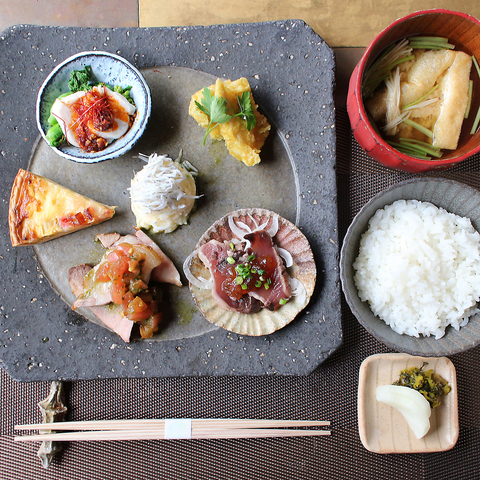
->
<box><xmin>36</xmin><ymin>51</ymin><xmax>151</xmax><ymax>163</ymax></box>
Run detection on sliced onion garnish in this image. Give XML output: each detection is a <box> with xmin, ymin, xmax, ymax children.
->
<box><xmin>289</xmin><ymin>277</ymin><xmax>306</xmax><ymax>304</ymax></box>
<box><xmin>277</xmin><ymin>247</ymin><xmax>293</xmax><ymax>268</ymax></box>
<box><xmin>267</xmin><ymin>215</ymin><xmax>279</xmax><ymax>237</ymax></box>
<box><xmin>228</xmin><ymin>215</ymin><xmax>250</xmax><ymax>239</ymax></box>
<box><xmin>182</xmin><ymin>251</ymin><xmax>213</xmax><ymax>290</ymax></box>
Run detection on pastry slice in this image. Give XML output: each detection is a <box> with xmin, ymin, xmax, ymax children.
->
<box><xmin>9</xmin><ymin>168</ymin><xmax>115</xmax><ymax>246</ymax></box>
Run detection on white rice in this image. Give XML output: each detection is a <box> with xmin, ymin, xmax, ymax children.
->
<box><xmin>353</xmin><ymin>199</ymin><xmax>480</xmax><ymax>338</ymax></box>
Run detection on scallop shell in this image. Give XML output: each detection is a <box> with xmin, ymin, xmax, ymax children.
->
<box><xmin>188</xmin><ymin>208</ymin><xmax>316</xmax><ymax>335</ymax></box>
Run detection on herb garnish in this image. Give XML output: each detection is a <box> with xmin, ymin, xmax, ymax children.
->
<box><xmin>393</xmin><ymin>362</ymin><xmax>451</xmax><ymax>408</ymax></box>
<box><xmin>195</xmin><ymin>87</ymin><xmax>257</xmax><ymax>145</ymax></box>
<box><xmin>68</xmin><ymin>65</ymin><xmax>94</xmax><ymax>93</ymax></box>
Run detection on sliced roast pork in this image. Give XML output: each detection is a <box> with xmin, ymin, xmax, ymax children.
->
<box><xmin>69</xmin><ymin>263</ymin><xmax>134</xmax><ymax>342</ymax></box>
<box><xmin>97</xmin><ymin>229</ymin><xmax>182</xmax><ymax>286</ymax></box>
<box><xmin>69</xmin><ymin>231</ymin><xmax>181</xmax><ymax>342</ymax></box>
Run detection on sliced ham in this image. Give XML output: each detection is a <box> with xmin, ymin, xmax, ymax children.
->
<box><xmin>69</xmin><ymin>231</ymin><xmax>182</xmax><ymax>342</ymax></box>
<box><xmin>88</xmin><ymin>305</ymin><xmax>134</xmax><ymax>343</ymax></box>
<box><xmin>68</xmin><ymin>264</ymin><xmax>134</xmax><ymax>342</ymax></box>
<box><xmin>97</xmin><ymin>230</ymin><xmax>182</xmax><ymax>287</ymax></box>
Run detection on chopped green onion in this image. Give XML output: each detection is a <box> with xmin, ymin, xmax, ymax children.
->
<box><xmin>408</xmin><ymin>36</ymin><xmax>450</xmax><ymax>43</ymax></box>
<box><xmin>241</xmin><ymin>284</ymin><xmax>248</xmax><ymax>290</ymax></box>
<box><xmin>229</xmin><ymin>242</ymin><xmax>234</xmax><ymax>250</ymax></box>
<box><xmin>226</xmin><ymin>256</ymin><xmax>235</xmax><ymax>265</ymax></box>
<box><xmin>408</xmin><ymin>36</ymin><xmax>454</xmax><ymax>50</ymax></box>
<box><xmin>247</xmin><ymin>254</ymin><xmax>256</xmax><ymax>261</ymax></box>
<box><xmin>465</xmin><ymin>80</ymin><xmax>473</xmax><ymax>118</ymax></box>
<box><xmin>399</xmin><ymin>138</ymin><xmax>443</xmax><ymax>158</ymax></box>
<box><xmin>255</xmin><ymin>281</ymin><xmax>262</xmax><ymax>288</ymax></box>
<box><xmin>363</xmin><ymin>55</ymin><xmax>414</xmax><ymax>98</ymax></box>
<box><xmin>473</xmin><ymin>55</ymin><xmax>480</xmax><ymax>79</ymax></box>
<box><xmin>470</xmin><ymin>105</ymin><xmax>480</xmax><ymax>135</ymax></box>
<box><xmin>387</xmin><ymin>140</ymin><xmax>437</xmax><ymax>160</ymax></box>
<box><xmin>402</xmin><ymin>84</ymin><xmax>439</xmax><ymax>110</ymax></box>
<box><xmin>257</xmin><ymin>269</ymin><xmax>265</xmax><ymax>276</ymax></box>
<box><xmin>409</xmin><ymin>42</ymin><xmax>455</xmax><ymax>50</ymax></box>
<box><xmin>235</xmin><ymin>277</ymin><xmax>244</xmax><ymax>285</ymax></box>
<box><xmin>264</xmin><ymin>283</ymin><xmax>270</xmax><ymax>290</ymax></box>
<box><xmin>402</xmin><ymin>118</ymin><xmax>433</xmax><ymax>138</ymax></box>
<box><xmin>279</xmin><ymin>298</ymin><xmax>288</xmax><ymax>305</ymax></box>
<box><xmin>470</xmin><ymin>55</ymin><xmax>480</xmax><ymax>134</ymax></box>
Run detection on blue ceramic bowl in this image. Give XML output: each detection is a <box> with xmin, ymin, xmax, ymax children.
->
<box><xmin>36</xmin><ymin>51</ymin><xmax>151</xmax><ymax>163</ymax></box>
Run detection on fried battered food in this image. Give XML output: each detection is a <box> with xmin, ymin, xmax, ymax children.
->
<box><xmin>189</xmin><ymin>77</ymin><xmax>271</xmax><ymax>166</ymax></box>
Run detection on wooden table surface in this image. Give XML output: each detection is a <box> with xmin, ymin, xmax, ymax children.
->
<box><xmin>2</xmin><ymin>0</ymin><xmax>480</xmax><ymax>47</ymax></box>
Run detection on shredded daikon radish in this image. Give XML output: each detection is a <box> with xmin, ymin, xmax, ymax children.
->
<box><xmin>130</xmin><ymin>153</ymin><xmax>201</xmax><ymax>233</ymax></box>
<box><xmin>384</xmin><ymin>67</ymin><xmax>402</xmax><ymax>136</ymax></box>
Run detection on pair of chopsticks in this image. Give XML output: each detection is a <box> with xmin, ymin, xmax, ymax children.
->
<box><xmin>15</xmin><ymin>418</ymin><xmax>330</xmax><ymax>442</ymax></box>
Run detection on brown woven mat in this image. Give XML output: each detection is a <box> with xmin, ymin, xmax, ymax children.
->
<box><xmin>1</xmin><ymin>108</ymin><xmax>480</xmax><ymax>480</ymax></box>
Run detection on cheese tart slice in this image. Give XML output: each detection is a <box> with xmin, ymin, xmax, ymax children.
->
<box><xmin>9</xmin><ymin>169</ymin><xmax>115</xmax><ymax>246</ymax></box>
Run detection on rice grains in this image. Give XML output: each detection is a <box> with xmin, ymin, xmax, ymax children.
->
<box><xmin>353</xmin><ymin>199</ymin><xmax>480</xmax><ymax>338</ymax></box>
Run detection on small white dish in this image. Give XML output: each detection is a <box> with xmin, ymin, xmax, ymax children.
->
<box><xmin>36</xmin><ymin>51</ymin><xmax>151</xmax><ymax>163</ymax></box>
<box><xmin>358</xmin><ymin>353</ymin><xmax>459</xmax><ymax>454</ymax></box>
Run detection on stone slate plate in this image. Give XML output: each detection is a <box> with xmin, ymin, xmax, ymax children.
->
<box><xmin>0</xmin><ymin>21</ymin><xmax>340</xmax><ymax>381</ymax></box>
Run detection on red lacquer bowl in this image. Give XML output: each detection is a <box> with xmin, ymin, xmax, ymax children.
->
<box><xmin>347</xmin><ymin>9</ymin><xmax>480</xmax><ymax>173</ymax></box>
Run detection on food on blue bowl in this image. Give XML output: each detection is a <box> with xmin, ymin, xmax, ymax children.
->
<box><xmin>189</xmin><ymin>77</ymin><xmax>271</xmax><ymax>166</ymax></box>
<box><xmin>8</xmin><ymin>169</ymin><xmax>115</xmax><ymax>246</ymax></box>
<box><xmin>130</xmin><ymin>152</ymin><xmax>200</xmax><ymax>234</ymax></box>
<box><xmin>353</xmin><ymin>199</ymin><xmax>480</xmax><ymax>338</ymax></box>
<box><xmin>69</xmin><ymin>230</ymin><xmax>182</xmax><ymax>342</ymax></box>
<box><xmin>363</xmin><ymin>36</ymin><xmax>477</xmax><ymax>159</ymax></box>
<box><xmin>46</xmin><ymin>66</ymin><xmax>137</xmax><ymax>153</ymax></box>
<box><xmin>184</xmin><ymin>208</ymin><xmax>316</xmax><ymax>335</ymax></box>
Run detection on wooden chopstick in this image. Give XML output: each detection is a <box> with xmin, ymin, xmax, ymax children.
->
<box><xmin>14</xmin><ymin>418</ymin><xmax>330</xmax><ymax>442</ymax></box>
<box><xmin>15</xmin><ymin>418</ymin><xmax>330</xmax><ymax>431</ymax></box>
<box><xmin>15</xmin><ymin>428</ymin><xmax>330</xmax><ymax>442</ymax></box>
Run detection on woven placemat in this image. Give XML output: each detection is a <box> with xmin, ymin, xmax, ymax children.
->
<box><xmin>1</xmin><ymin>109</ymin><xmax>479</xmax><ymax>480</ymax></box>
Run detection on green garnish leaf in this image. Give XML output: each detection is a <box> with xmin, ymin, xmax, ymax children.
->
<box><xmin>195</xmin><ymin>87</ymin><xmax>231</xmax><ymax>145</ymax></box>
<box><xmin>68</xmin><ymin>65</ymin><xmax>93</xmax><ymax>93</ymax></box>
<box><xmin>236</xmin><ymin>91</ymin><xmax>256</xmax><ymax>131</ymax></box>
<box><xmin>195</xmin><ymin>87</ymin><xmax>257</xmax><ymax>146</ymax></box>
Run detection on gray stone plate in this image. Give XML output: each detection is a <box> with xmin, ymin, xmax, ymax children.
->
<box><xmin>0</xmin><ymin>21</ymin><xmax>340</xmax><ymax>381</ymax></box>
